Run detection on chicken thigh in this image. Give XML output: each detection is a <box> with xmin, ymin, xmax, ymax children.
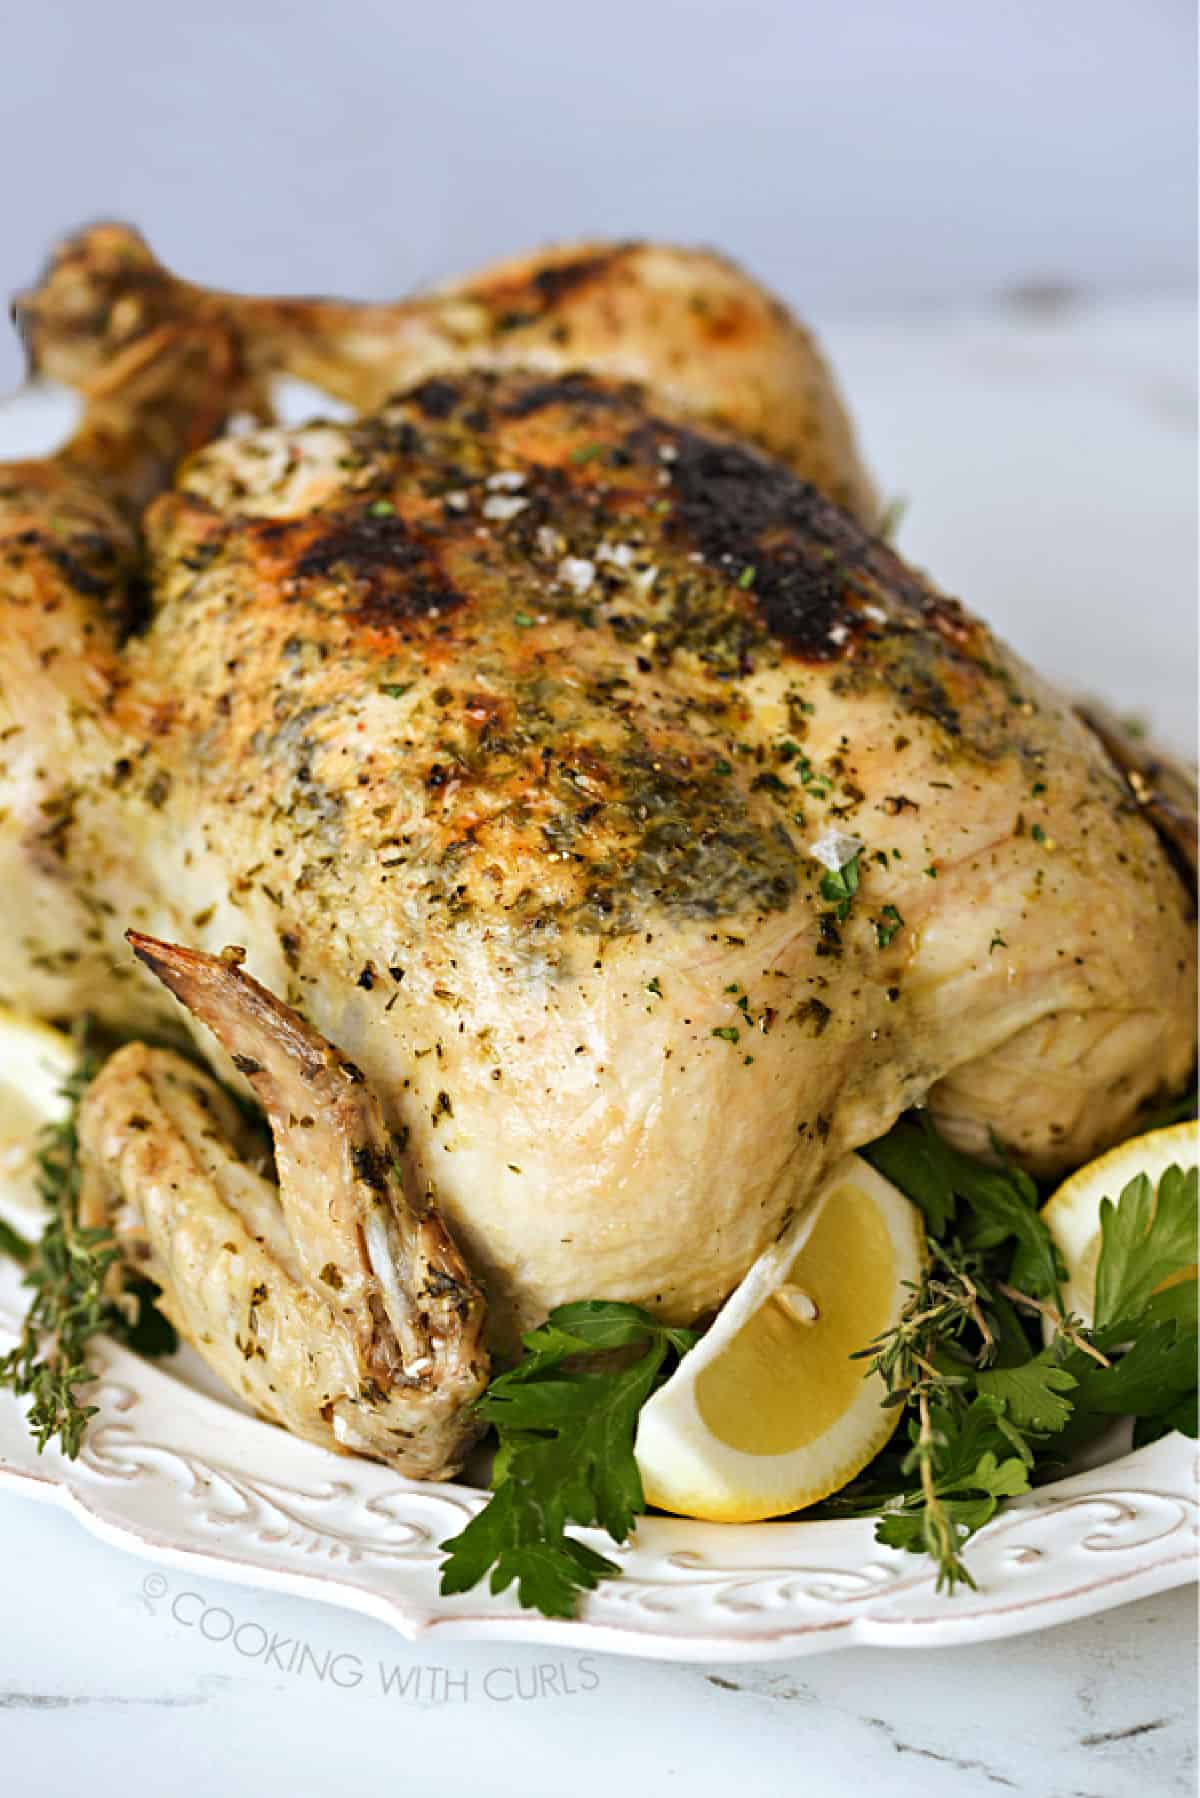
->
<box><xmin>2</xmin><ymin>229</ymin><xmax>1194</xmax><ymax>1476</ymax></box>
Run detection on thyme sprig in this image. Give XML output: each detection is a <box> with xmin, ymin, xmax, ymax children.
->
<box><xmin>853</xmin><ymin>1240</ymin><xmax>1022</xmax><ymax>1592</ymax></box>
<box><xmin>0</xmin><ymin>1025</ymin><xmax>175</xmax><ymax>1458</ymax></box>
<box><xmin>864</xmin><ymin>1240</ymin><xmax>995</xmax><ymax>1398</ymax></box>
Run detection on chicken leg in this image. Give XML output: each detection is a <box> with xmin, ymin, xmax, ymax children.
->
<box><xmin>21</xmin><ymin>224</ymin><xmax>877</xmax><ymax>519</ymax></box>
<box><xmin>0</xmin><ymin>226</ymin><xmax>270</xmax><ymax>1024</ymax></box>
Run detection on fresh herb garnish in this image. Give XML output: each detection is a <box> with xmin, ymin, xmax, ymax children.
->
<box><xmin>0</xmin><ymin>1028</ymin><xmax>177</xmax><ymax>1458</ymax></box>
<box><xmin>820</xmin><ymin>848</ymin><xmax>861</xmax><ymax>921</ymax></box>
<box><xmin>874</xmin><ymin>904</ymin><xmax>904</xmax><ymax>948</ymax></box>
<box><xmin>1092</xmin><ymin>1163</ymin><xmax>1195</xmax><ymax>1329</ymax></box>
<box><xmin>833</xmin><ymin>1116</ymin><xmax>1198</xmax><ymax>1590</ymax></box>
<box><xmin>5</xmin><ymin>1032</ymin><xmax>1191</xmax><ymax>1619</ymax></box>
<box><xmin>863</xmin><ymin>1114</ymin><xmax>1061</xmax><ymax>1294</ymax></box>
<box><xmin>439</xmin><ymin>1302</ymin><xmax>696</xmax><ymax>1618</ymax></box>
<box><xmin>0</xmin><ymin>1215</ymin><xmax>32</xmax><ymax>1266</ymax></box>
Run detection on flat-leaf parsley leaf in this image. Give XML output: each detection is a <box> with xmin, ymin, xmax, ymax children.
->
<box><xmin>439</xmin><ymin>1302</ymin><xmax>696</xmax><ymax>1619</ymax></box>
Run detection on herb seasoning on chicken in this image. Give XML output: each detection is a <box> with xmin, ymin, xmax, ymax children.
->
<box><xmin>0</xmin><ymin>226</ymin><xmax>1193</xmax><ymax>1479</ymax></box>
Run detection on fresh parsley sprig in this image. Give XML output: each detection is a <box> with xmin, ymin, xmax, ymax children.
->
<box><xmin>439</xmin><ymin>1302</ymin><xmax>696</xmax><ymax>1618</ymax></box>
<box><xmin>1093</xmin><ymin>1163</ymin><xmax>1195</xmax><ymax>1329</ymax></box>
<box><xmin>864</xmin><ymin>1112</ymin><xmax>1063</xmax><ymax>1297</ymax></box>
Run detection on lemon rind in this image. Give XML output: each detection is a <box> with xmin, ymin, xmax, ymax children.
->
<box><xmin>635</xmin><ymin>1154</ymin><xmax>925</xmax><ymax>1523</ymax></box>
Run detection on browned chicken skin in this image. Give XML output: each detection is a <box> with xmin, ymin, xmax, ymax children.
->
<box><xmin>1</xmin><ymin>226</ymin><xmax>1194</xmax><ymax>1476</ymax></box>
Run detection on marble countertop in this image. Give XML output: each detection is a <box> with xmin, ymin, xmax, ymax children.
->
<box><xmin>1</xmin><ymin>295</ymin><xmax>1195</xmax><ymax>1793</ymax></box>
<box><xmin>0</xmin><ymin>1493</ymin><xmax>1194</xmax><ymax>1797</ymax></box>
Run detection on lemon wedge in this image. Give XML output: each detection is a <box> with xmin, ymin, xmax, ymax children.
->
<box><xmin>1040</xmin><ymin>1119</ymin><xmax>1198</xmax><ymax>1328</ymax></box>
<box><xmin>0</xmin><ymin>1009</ymin><xmax>77</xmax><ymax>1220</ymax></box>
<box><xmin>634</xmin><ymin>1154</ymin><xmax>925</xmax><ymax>1523</ymax></box>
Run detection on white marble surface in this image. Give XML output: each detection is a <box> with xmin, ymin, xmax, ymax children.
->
<box><xmin>0</xmin><ymin>298</ymin><xmax>1195</xmax><ymax>1790</ymax></box>
<box><xmin>0</xmin><ymin>1492</ymin><xmax>1194</xmax><ymax>1797</ymax></box>
<box><xmin>824</xmin><ymin>295</ymin><xmax>1197</xmax><ymax>752</ymax></box>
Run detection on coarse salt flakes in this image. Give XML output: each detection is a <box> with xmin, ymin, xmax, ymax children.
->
<box><xmin>482</xmin><ymin>495</ymin><xmax>529</xmax><ymax>522</ymax></box>
<box><xmin>597</xmin><ymin>541</ymin><xmax>636</xmax><ymax>569</ymax></box>
<box><xmin>558</xmin><ymin>556</ymin><xmax>596</xmax><ymax>595</ymax></box>
<box><xmin>808</xmin><ymin>829</ymin><xmax>863</xmax><ymax>872</ymax></box>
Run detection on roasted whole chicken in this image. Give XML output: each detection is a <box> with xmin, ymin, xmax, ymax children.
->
<box><xmin>1</xmin><ymin>228</ymin><xmax>1193</xmax><ymax>1478</ymax></box>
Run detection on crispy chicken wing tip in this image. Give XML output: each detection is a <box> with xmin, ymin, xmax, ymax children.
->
<box><xmin>127</xmin><ymin>931</ymin><xmax>341</xmax><ymax>1085</ymax></box>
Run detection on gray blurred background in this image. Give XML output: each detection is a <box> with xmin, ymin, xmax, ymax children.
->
<box><xmin>1</xmin><ymin>0</ymin><xmax>1195</xmax><ymax>737</ymax></box>
<box><xmin>1</xmin><ymin>0</ymin><xmax>1194</xmax><ymax>380</ymax></box>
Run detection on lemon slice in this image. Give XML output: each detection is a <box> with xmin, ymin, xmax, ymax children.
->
<box><xmin>1041</xmin><ymin>1119</ymin><xmax>1198</xmax><ymax>1328</ymax></box>
<box><xmin>634</xmin><ymin>1154</ymin><xmax>925</xmax><ymax>1523</ymax></box>
<box><xmin>0</xmin><ymin>1009</ymin><xmax>77</xmax><ymax>1222</ymax></box>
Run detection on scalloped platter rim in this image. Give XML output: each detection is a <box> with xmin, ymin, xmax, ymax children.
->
<box><xmin>1</xmin><ymin>1267</ymin><xmax>1195</xmax><ymax>1662</ymax></box>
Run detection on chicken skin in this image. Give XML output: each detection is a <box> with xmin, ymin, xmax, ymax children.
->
<box><xmin>1</xmin><ymin>228</ymin><xmax>1194</xmax><ymax>1476</ymax></box>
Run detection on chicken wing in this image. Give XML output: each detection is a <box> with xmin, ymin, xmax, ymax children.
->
<box><xmin>78</xmin><ymin>934</ymin><xmax>487</xmax><ymax>1475</ymax></box>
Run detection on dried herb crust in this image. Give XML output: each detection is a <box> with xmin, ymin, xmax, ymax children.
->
<box><xmin>136</xmin><ymin>370</ymin><xmax>1087</xmax><ymax>947</ymax></box>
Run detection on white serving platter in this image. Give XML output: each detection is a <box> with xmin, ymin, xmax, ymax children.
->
<box><xmin>0</xmin><ymin>324</ymin><xmax>1195</xmax><ymax>1662</ymax></box>
<box><xmin>0</xmin><ymin>1270</ymin><xmax>1194</xmax><ymax>1662</ymax></box>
